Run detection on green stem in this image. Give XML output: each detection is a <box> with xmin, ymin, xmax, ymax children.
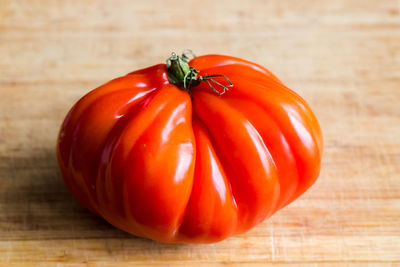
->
<box><xmin>166</xmin><ymin>51</ymin><xmax>233</xmax><ymax>95</ymax></box>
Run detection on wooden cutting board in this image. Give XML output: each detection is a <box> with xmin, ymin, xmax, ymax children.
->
<box><xmin>0</xmin><ymin>0</ymin><xmax>399</xmax><ymax>265</ymax></box>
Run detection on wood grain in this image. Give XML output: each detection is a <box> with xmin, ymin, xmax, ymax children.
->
<box><xmin>0</xmin><ymin>0</ymin><xmax>399</xmax><ymax>265</ymax></box>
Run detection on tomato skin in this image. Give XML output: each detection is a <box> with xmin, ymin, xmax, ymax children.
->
<box><xmin>57</xmin><ymin>55</ymin><xmax>323</xmax><ymax>243</ymax></box>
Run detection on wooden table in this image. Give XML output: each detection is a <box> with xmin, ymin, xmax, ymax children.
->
<box><xmin>1</xmin><ymin>0</ymin><xmax>399</xmax><ymax>265</ymax></box>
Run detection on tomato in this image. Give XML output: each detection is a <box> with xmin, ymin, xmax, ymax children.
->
<box><xmin>57</xmin><ymin>52</ymin><xmax>323</xmax><ymax>244</ymax></box>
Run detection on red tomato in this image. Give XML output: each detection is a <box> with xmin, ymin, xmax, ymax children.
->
<box><xmin>57</xmin><ymin>53</ymin><xmax>323</xmax><ymax>243</ymax></box>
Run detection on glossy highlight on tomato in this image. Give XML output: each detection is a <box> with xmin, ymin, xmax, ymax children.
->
<box><xmin>57</xmin><ymin>53</ymin><xmax>323</xmax><ymax>243</ymax></box>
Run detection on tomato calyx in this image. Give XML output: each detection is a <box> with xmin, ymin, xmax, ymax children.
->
<box><xmin>166</xmin><ymin>51</ymin><xmax>233</xmax><ymax>95</ymax></box>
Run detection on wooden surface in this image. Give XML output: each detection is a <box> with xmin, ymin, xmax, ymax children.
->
<box><xmin>1</xmin><ymin>0</ymin><xmax>399</xmax><ymax>266</ymax></box>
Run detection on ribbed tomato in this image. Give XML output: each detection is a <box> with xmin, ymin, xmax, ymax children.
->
<box><xmin>57</xmin><ymin>53</ymin><xmax>323</xmax><ymax>243</ymax></box>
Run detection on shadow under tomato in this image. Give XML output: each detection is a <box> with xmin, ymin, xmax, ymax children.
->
<box><xmin>0</xmin><ymin>147</ymin><xmax>141</xmax><ymax>242</ymax></box>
